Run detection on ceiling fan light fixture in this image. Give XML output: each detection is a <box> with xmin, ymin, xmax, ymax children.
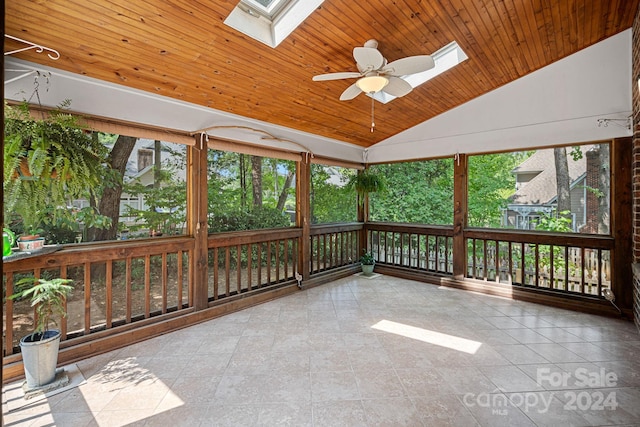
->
<box><xmin>356</xmin><ymin>75</ymin><xmax>388</xmax><ymax>93</ymax></box>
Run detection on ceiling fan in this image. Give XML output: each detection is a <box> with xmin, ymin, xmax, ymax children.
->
<box><xmin>312</xmin><ymin>39</ymin><xmax>435</xmax><ymax>101</ymax></box>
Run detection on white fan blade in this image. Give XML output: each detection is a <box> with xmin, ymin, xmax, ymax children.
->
<box><xmin>382</xmin><ymin>55</ymin><xmax>435</xmax><ymax>76</ymax></box>
<box><xmin>312</xmin><ymin>72</ymin><xmax>362</xmax><ymax>81</ymax></box>
<box><xmin>339</xmin><ymin>83</ymin><xmax>362</xmax><ymax>101</ymax></box>
<box><xmin>383</xmin><ymin>76</ymin><xmax>413</xmax><ymax>97</ymax></box>
<box><xmin>353</xmin><ymin>47</ymin><xmax>384</xmax><ymax>72</ymax></box>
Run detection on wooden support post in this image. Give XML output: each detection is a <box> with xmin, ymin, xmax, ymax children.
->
<box><xmin>611</xmin><ymin>137</ymin><xmax>633</xmax><ymax>310</ymax></box>
<box><xmin>297</xmin><ymin>157</ymin><xmax>311</xmax><ymax>280</ymax></box>
<box><xmin>453</xmin><ymin>153</ymin><xmax>468</xmax><ymax>280</ymax></box>
<box><xmin>188</xmin><ymin>135</ymin><xmax>209</xmax><ymax>310</ymax></box>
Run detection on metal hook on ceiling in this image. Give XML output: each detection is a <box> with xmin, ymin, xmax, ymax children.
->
<box><xmin>4</xmin><ymin>34</ymin><xmax>60</xmax><ymax>60</ymax></box>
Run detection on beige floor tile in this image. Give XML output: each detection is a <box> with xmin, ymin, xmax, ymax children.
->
<box><xmin>311</xmin><ymin>371</ymin><xmax>360</xmax><ymax>402</ymax></box>
<box><xmin>354</xmin><ymin>369</ymin><xmax>406</xmax><ymax>399</ymax></box>
<box><xmin>5</xmin><ymin>275</ymin><xmax>640</xmax><ymax>427</ymax></box>
<box><xmin>493</xmin><ymin>344</ymin><xmax>552</xmax><ymax>365</ymax></box>
<box><xmin>312</xmin><ymin>400</ymin><xmax>368</xmax><ymax>427</ymax></box>
<box><xmin>361</xmin><ymin>397</ymin><xmax>424</xmax><ymax>426</ymax></box>
<box><xmin>526</xmin><ymin>343</ymin><xmax>586</xmax><ymax>363</ymax></box>
<box><xmin>412</xmin><ymin>394</ymin><xmax>479</xmax><ymax>427</ymax></box>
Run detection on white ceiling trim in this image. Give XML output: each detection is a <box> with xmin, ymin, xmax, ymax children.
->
<box><xmin>3</xmin><ymin>29</ymin><xmax>632</xmax><ymax>164</ymax></box>
<box><xmin>368</xmin><ymin>29</ymin><xmax>632</xmax><ymax>162</ymax></box>
<box><xmin>3</xmin><ymin>57</ymin><xmax>363</xmax><ymax>163</ymax></box>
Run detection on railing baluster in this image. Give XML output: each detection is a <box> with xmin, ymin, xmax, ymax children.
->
<box><xmin>178</xmin><ymin>250</ymin><xmax>184</xmax><ymax>308</ymax></box>
<box><xmin>316</xmin><ymin>236</ymin><xmax>321</xmax><ymax>273</ymax></box>
<box><xmin>564</xmin><ymin>246</ymin><xmax>569</xmax><ymax>291</ymax></box>
<box><xmin>597</xmin><ymin>249</ymin><xmax>603</xmax><ymax>297</ymax></box>
<box><xmin>213</xmin><ymin>247</ymin><xmax>219</xmax><ymax>300</ymax></box>
<box><xmin>162</xmin><ymin>253</ymin><xmax>168</xmax><ymax>314</ymax></box>
<box><xmin>61</xmin><ymin>265</ymin><xmax>68</xmax><ymax>339</ymax></box>
<box><xmin>276</xmin><ymin>240</ymin><xmax>281</xmax><ymax>283</ymax></box>
<box><xmin>329</xmin><ymin>233</ymin><xmax>334</xmax><ymax>268</ymax></box>
<box><xmin>144</xmin><ymin>255</ymin><xmax>151</xmax><ymax>319</ymax></box>
<box><xmin>472</xmin><ymin>239</ymin><xmax>477</xmax><ymax>278</ymax></box>
<box><xmin>85</xmin><ymin>262</ymin><xmax>92</xmax><ymax>333</ymax></box>
<box><xmin>579</xmin><ymin>247</ymin><xmax>585</xmax><ymax>295</ymax></box>
<box><xmin>534</xmin><ymin>245</ymin><xmax>539</xmax><ymax>288</ymax></box>
<box><xmin>494</xmin><ymin>240</ymin><xmax>499</xmax><ymax>282</ymax></box>
<box><xmin>520</xmin><ymin>242</ymin><xmax>525</xmax><ymax>285</ymax></box>
<box><xmin>257</xmin><ymin>244</ymin><xmax>262</xmax><ymax>287</ymax></box>
<box><xmin>126</xmin><ymin>257</ymin><xmax>132</xmax><ymax>323</ymax></box>
<box><xmin>5</xmin><ymin>272</ymin><xmax>14</xmax><ymax>355</ymax></box>
<box><xmin>248</xmin><ymin>243</ymin><xmax>253</xmax><ymax>291</ymax></box>
<box><xmin>237</xmin><ymin>244</ymin><xmax>242</xmax><ymax>293</ymax></box>
<box><xmin>482</xmin><ymin>239</ymin><xmax>488</xmax><ymax>280</ymax></box>
<box><xmin>106</xmin><ymin>261</ymin><xmax>113</xmax><ymax>328</ymax></box>
<box><xmin>508</xmin><ymin>241</ymin><xmax>513</xmax><ymax>284</ymax></box>
<box><xmin>435</xmin><ymin>236</ymin><xmax>440</xmax><ymax>273</ymax></box>
<box><xmin>284</xmin><ymin>239</ymin><xmax>289</xmax><ymax>278</ymax></box>
<box><xmin>225</xmin><ymin>247</ymin><xmax>231</xmax><ymax>295</ymax></box>
<box><xmin>549</xmin><ymin>245</ymin><xmax>554</xmax><ymax>289</ymax></box>
<box><xmin>267</xmin><ymin>241</ymin><xmax>272</xmax><ymax>285</ymax></box>
<box><xmin>320</xmin><ymin>234</ymin><xmax>324</xmax><ymax>271</ymax></box>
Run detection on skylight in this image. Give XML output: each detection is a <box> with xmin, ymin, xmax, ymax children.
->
<box><xmin>372</xmin><ymin>41</ymin><xmax>468</xmax><ymax>103</ymax></box>
<box><xmin>225</xmin><ymin>0</ymin><xmax>324</xmax><ymax>48</ymax></box>
<box><xmin>241</xmin><ymin>0</ymin><xmax>288</xmax><ymax>20</ymax></box>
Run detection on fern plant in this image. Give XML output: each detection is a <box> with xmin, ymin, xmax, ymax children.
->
<box><xmin>348</xmin><ymin>168</ymin><xmax>385</xmax><ymax>206</ymax></box>
<box><xmin>4</xmin><ymin>101</ymin><xmax>111</xmax><ymax>237</ymax></box>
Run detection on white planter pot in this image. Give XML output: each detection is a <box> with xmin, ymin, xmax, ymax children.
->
<box><xmin>361</xmin><ymin>264</ymin><xmax>375</xmax><ymax>275</ymax></box>
<box><xmin>20</xmin><ymin>330</ymin><xmax>61</xmax><ymax>388</ymax></box>
<box><xmin>17</xmin><ymin>236</ymin><xmax>45</xmax><ymax>252</ymax></box>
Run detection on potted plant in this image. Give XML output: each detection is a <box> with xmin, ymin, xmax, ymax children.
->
<box><xmin>10</xmin><ymin>277</ymin><xmax>73</xmax><ymax>389</ymax></box>
<box><xmin>360</xmin><ymin>251</ymin><xmax>376</xmax><ymax>276</ymax></box>
<box><xmin>3</xmin><ymin>101</ymin><xmax>111</xmax><ymax>249</ymax></box>
<box><xmin>348</xmin><ymin>168</ymin><xmax>385</xmax><ymax>206</ymax></box>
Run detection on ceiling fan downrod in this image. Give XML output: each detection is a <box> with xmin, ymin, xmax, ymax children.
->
<box><xmin>370</xmin><ymin>96</ymin><xmax>375</xmax><ymax>132</ymax></box>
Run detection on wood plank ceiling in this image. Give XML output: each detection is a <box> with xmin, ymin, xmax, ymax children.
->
<box><xmin>4</xmin><ymin>0</ymin><xmax>638</xmax><ymax>148</ymax></box>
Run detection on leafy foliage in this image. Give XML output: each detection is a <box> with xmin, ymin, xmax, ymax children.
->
<box><xmin>348</xmin><ymin>169</ymin><xmax>385</xmax><ymax>206</ymax></box>
<box><xmin>360</xmin><ymin>251</ymin><xmax>375</xmax><ymax>265</ymax></box>
<box><xmin>207</xmin><ymin>150</ymin><xmax>296</xmax><ymax>232</ymax></box>
<box><xmin>123</xmin><ymin>167</ymin><xmax>187</xmax><ymax>235</ymax></box>
<box><xmin>535</xmin><ymin>210</ymin><xmax>573</xmax><ymax>233</ymax></box>
<box><xmin>311</xmin><ymin>165</ymin><xmax>357</xmax><ymax>224</ymax></box>
<box><xmin>10</xmin><ymin>277</ymin><xmax>73</xmax><ymax>339</ymax></box>
<box><xmin>4</xmin><ymin>102</ymin><xmax>112</xmax><ymax>237</ymax></box>
<box><xmin>468</xmin><ymin>152</ymin><xmax>532</xmax><ymax>228</ymax></box>
<box><xmin>369</xmin><ymin>159</ymin><xmax>454</xmax><ymax>224</ymax></box>
<box><xmin>208</xmin><ymin>206</ymin><xmax>289</xmax><ymax>233</ymax></box>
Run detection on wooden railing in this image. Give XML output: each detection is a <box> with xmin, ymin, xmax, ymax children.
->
<box><xmin>309</xmin><ymin>223</ymin><xmax>362</xmax><ymax>275</ymax></box>
<box><xmin>207</xmin><ymin>228</ymin><xmax>302</xmax><ymax>301</ymax></box>
<box><xmin>1</xmin><ymin>222</ymin><xmax>618</xmax><ymax>366</ymax></box>
<box><xmin>3</xmin><ymin>237</ymin><xmax>193</xmax><ymax>356</ymax></box>
<box><xmin>465</xmin><ymin>229</ymin><xmax>614</xmax><ymax>297</ymax></box>
<box><xmin>365</xmin><ymin>223</ymin><xmax>454</xmax><ymax>275</ymax></box>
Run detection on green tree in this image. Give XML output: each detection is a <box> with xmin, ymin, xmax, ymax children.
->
<box><xmin>468</xmin><ymin>152</ymin><xmax>531</xmax><ymax>228</ymax></box>
<box><xmin>310</xmin><ymin>165</ymin><xmax>356</xmax><ymax>224</ymax></box>
<box><xmin>369</xmin><ymin>160</ymin><xmax>453</xmax><ymax>224</ymax></box>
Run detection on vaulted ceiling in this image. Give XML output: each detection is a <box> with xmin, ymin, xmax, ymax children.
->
<box><xmin>4</xmin><ymin>0</ymin><xmax>639</xmax><ymax>151</ymax></box>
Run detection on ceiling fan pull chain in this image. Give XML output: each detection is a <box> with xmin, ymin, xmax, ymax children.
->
<box><xmin>370</xmin><ymin>96</ymin><xmax>375</xmax><ymax>132</ymax></box>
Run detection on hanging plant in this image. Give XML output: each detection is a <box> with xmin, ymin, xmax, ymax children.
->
<box><xmin>348</xmin><ymin>168</ymin><xmax>385</xmax><ymax>206</ymax></box>
<box><xmin>3</xmin><ymin>101</ymin><xmax>112</xmax><ymax>238</ymax></box>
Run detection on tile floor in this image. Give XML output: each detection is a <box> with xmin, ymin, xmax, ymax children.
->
<box><xmin>3</xmin><ymin>274</ymin><xmax>640</xmax><ymax>426</ymax></box>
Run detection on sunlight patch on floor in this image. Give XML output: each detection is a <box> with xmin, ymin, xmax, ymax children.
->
<box><xmin>371</xmin><ymin>319</ymin><xmax>482</xmax><ymax>354</ymax></box>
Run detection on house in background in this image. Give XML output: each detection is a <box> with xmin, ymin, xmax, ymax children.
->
<box><xmin>73</xmin><ymin>139</ymin><xmax>186</xmax><ymax>234</ymax></box>
<box><xmin>503</xmin><ymin>145</ymin><xmax>605</xmax><ymax>232</ymax></box>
